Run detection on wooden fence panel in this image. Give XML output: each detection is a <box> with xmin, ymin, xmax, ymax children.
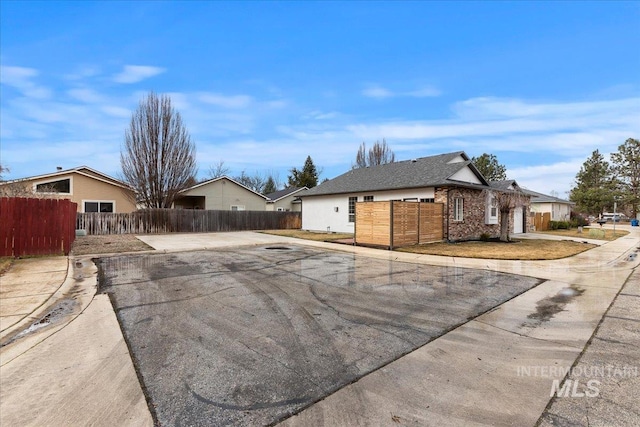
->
<box><xmin>355</xmin><ymin>202</ymin><xmax>391</xmax><ymax>247</ymax></box>
<box><xmin>533</xmin><ymin>212</ymin><xmax>551</xmax><ymax>231</ymax></box>
<box><xmin>392</xmin><ymin>201</ymin><xmax>419</xmax><ymax>247</ymax></box>
<box><xmin>0</xmin><ymin>197</ymin><xmax>77</xmax><ymax>257</ymax></box>
<box><xmin>419</xmin><ymin>203</ymin><xmax>444</xmax><ymax>243</ymax></box>
<box><xmin>76</xmin><ymin>209</ymin><xmax>302</xmax><ymax>235</ymax></box>
<box><xmin>355</xmin><ymin>201</ymin><xmax>444</xmax><ymax>248</ymax></box>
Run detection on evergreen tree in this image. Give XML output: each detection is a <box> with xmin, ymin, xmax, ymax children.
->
<box><xmin>471</xmin><ymin>153</ymin><xmax>507</xmax><ymax>181</ymax></box>
<box><xmin>611</xmin><ymin>138</ymin><xmax>640</xmax><ymax>218</ymax></box>
<box><xmin>288</xmin><ymin>156</ymin><xmax>319</xmax><ymax>188</ymax></box>
<box><xmin>263</xmin><ymin>176</ymin><xmax>277</xmax><ymax>194</ymax></box>
<box><xmin>569</xmin><ymin>150</ymin><xmax>617</xmax><ymax>215</ymax></box>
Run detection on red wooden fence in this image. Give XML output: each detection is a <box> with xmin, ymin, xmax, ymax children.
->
<box><xmin>0</xmin><ymin>197</ymin><xmax>77</xmax><ymax>257</ymax></box>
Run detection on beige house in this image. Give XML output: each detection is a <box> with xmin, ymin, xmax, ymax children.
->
<box><xmin>524</xmin><ymin>189</ymin><xmax>574</xmax><ymax>221</ymax></box>
<box><xmin>0</xmin><ymin>166</ymin><xmax>136</xmax><ymax>213</ymax></box>
<box><xmin>174</xmin><ymin>176</ymin><xmax>268</xmax><ymax>211</ymax></box>
<box><xmin>265</xmin><ymin>187</ymin><xmax>307</xmax><ymax>212</ymax></box>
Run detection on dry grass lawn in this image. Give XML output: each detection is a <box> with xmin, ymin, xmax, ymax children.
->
<box><xmin>397</xmin><ymin>239</ymin><xmax>596</xmax><ymax>260</ymax></box>
<box><xmin>538</xmin><ymin>228</ymin><xmax>628</xmax><ymax>241</ymax></box>
<box><xmin>261</xmin><ymin>229</ymin><xmax>354</xmax><ymax>242</ymax></box>
<box><xmin>72</xmin><ymin>234</ymin><xmax>154</xmax><ymax>256</ymax></box>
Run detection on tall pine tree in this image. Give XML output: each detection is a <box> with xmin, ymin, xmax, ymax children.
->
<box><xmin>288</xmin><ymin>156</ymin><xmax>319</xmax><ymax>188</ymax></box>
<box><xmin>570</xmin><ymin>150</ymin><xmax>617</xmax><ymax>215</ymax></box>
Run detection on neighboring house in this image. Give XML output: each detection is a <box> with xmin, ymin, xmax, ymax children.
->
<box><xmin>174</xmin><ymin>176</ymin><xmax>268</xmax><ymax>210</ymax></box>
<box><xmin>265</xmin><ymin>187</ymin><xmax>307</xmax><ymax>212</ymax></box>
<box><xmin>523</xmin><ymin>188</ymin><xmax>574</xmax><ymax>221</ymax></box>
<box><xmin>0</xmin><ymin>166</ymin><xmax>136</xmax><ymax>213</ymax></box>
<box><xmin>299</xmin><ymin>151</ymin><xmax>529</xmax><ymax>241</ymax></box>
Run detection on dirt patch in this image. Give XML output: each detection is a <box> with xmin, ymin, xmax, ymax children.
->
<box><xmin>260</xmin><ymin>229</ymin><xmax>354</xmax><ymax>242</ymax></box>
<box><xmin>72</xmin><ymin>234</ymin><xmax>154</xmax><ymax>255</ymax></box>
<box><xmin>397</xmin><ymin>239</ymin><xmax>596</xmax><ymax>260</ymax></box>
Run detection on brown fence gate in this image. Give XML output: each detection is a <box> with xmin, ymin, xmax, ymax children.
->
<box><xmin>0</xmin><ymin>197</ymin><xmax>77</xmax><ymax>257</ymax></box>
<box><xmin>533</xmin><ymin>212</ymin><xmax>551</xmax><ymax>231</ymax></box>
<box><xmin>355</xmin><ymin>201</ymin><xmax>444</xmax><ymax>249</ymax></box>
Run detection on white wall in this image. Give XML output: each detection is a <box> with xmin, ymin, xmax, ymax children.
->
<box><xmin>302</xmin><ymin>188</ymin><xmax>436</xmax><ymax>233</ymax></box>
<box><xmin>448</xmin><ymin>167</ymin><xmax>482</xmax><ymax>184</ymax></box>
<box><xmin>531</xmin><ymin>202</ymin><xmax>572</xmax><ymax>221</ymax></box>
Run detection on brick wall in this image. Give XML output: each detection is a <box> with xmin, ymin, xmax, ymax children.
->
<box><xmin>435</xmin><ymin>187</ymin><xmax>529</xmax><ymax>241</ymax></box>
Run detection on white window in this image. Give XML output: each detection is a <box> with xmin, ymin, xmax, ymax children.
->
<box><xmin>348</xmin><ymin>197</ymin><xmax>357</xmax><ymax>222</ymax></box>
<box><xmin>485</xmin><ymin>193</ymin><xmax>498</xmax><ymax>224</ymax></box>
<box><xmin>363</xmin><ymin>195</ymin><xmax>374</xmax><ymax>202</ymax></box>
<box><xmin>230</xmin><ymin>205</ymin><xmax>245</xmax><ymax>211</ymax></box>
<box><xmin>84</xmin><ymin>201</ymin><xmax>114</xmax><ymax>213</ymax></box>
<box><xmin>276</xmin><ymin>207</ymin><xmax>284</xmax><ymax>212</ymax></box>
<box><xmin>420</xmin><ymin>198</ymin><xmax>435</xmax><ymax>203</ymax></box>
<box><xmin>454</xmin><ymin>198</ymin><xmax>464</xmax><ymax>221</ymax></box>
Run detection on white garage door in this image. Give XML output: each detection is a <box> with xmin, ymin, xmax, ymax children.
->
<box><xmin>513</xmin><ymin>206</ymin><xmax>524</xmax><ymax>234</ymax></box>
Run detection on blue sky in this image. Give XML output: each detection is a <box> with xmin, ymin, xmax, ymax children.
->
<box><xmin>1</xmin><ymin>1</ymin><xmax>639</xmax><ymax>196</ymax></box>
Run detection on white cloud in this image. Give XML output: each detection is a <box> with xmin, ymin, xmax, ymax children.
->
<box><xmin>362</xmin><ymin>84</ymin><xmax>442</xmax><ymax>99</ymax></box>
<box><xmin>113</xmin><ymin>65</ymin><xmax>166</xmax><ymax>84</ymax></box>
<box><xmin>198</xmin><ymin>92</ymin><xmax>254</xmax><ymax>109</ymax></box>
<box><xmin>407</xmin><ymin>86</ymin><xmax>442</xmax><ymax>97</ymax></box>
<box><xmin>0</xmin><ymin>65</ymin><xmax>52</xmax><ymax>99</ymax></box>
<box><xmin>67</xmin><ymin>88</ymin><xmax>104</xmax><ymax>103</ymax></box>
<box><xmin>362</xmin><ymin>85</ymin><xmax>394</xmax><ymax>99</ymax></box>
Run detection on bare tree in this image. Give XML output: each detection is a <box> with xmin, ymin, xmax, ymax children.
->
<box><xmin>493</xmin><ymin>188</ymin><xmax>527</xmax><ymax>242</ymax></box>
<box><xmin>209</xmin><ymin>160</ymin><xmax>230</xmax><ymax>179</ymax></box>
<box><xmin>121</xmin><ymin>92</ymin><xmax>197</xmax><ymax>208</ymax></box>
<box><xmin>353</xmin><ymin>139</ymin><xmax>395</xmax><ymax>168</ymax></box>
<box><xmin>0</xmin><ymin>166</ymin><xmax>63</xmax><ymax>198</ymax></box>
<box><xmin>235</xmin><ymin>170</ymin><xmax>267</xmax><ymax>193</ymax></box>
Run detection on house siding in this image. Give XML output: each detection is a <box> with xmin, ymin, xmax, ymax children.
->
<box><xmin>531</xmin><ymin>202</ymin><xmax>571</xmax><ymax>221</ymax></box>
<box><xmin>24</xmin><ymin>172</ymin><xmax>135</xmax><ymax>213</ymax></box>
<box><xmin>267</xmin><ymin>193</ymin><xmax>303</xmax><ymax>212</ymax></box>
<box><xmin>302</xmin><ymin>188</ymin><xmax>436</xmax><ymax>233</ymax></box>
<box><xmin>181</xmin><ymin>178</ymin><xmax>267</xmax><ymax>211</ymax></box>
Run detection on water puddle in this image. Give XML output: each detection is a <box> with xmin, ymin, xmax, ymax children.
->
<box><xmin>527</xmin><ymin>286</ymin><xmax>585</xmax><ymax>323</ymax></box>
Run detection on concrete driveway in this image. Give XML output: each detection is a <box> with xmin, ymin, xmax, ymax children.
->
<box><xmin>98</xmin><ymin>244</ymin><xmax>541</xmax><ymax>426</ymax></box>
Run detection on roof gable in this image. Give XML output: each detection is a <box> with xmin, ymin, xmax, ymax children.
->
<box><xmin>302</xmin><ymin>151</ymin><xmax>490</xmax><ymax>197</ymax></box>
<box><xmin>2</xmin><ymin>166</ymin><xmax>132</xmax><ymax>190</ymax></box>
<box><xmin>181</xmin><ymin>176</ymin><xmax>269</xmax><ymax>199</ymax></box>
<box><xmin>265</xmin><ymin>187</ymin><xmax>308</xmax><ymax>202</ymax></box>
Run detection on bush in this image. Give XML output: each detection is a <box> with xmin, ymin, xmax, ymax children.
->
<box><xmin>549</xmin><ymin>220</ymin><xmax>570</xmax><ymax>230</ymax></box>
<box><xmin>479</xmin><ymin>232</ymin><xmax>491</xmax><ymax>241</ymax></box>
<box><xmin>570</xmin><ymin>212</ymin><xmax>589</xmax><ymax>227</ymax></box>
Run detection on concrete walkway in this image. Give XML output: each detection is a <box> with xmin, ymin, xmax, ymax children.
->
<box><xmin>0</xmin><ymin>257</ymin><xmax>153</xmax><ymax>427</ymax></box>
<box><xmin>0</xmin><ymin>228</ymin><xmax>637</xmax><ymax>426</ymax></box>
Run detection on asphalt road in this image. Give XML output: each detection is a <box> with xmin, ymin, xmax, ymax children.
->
<box><xmin>98</xmin><ymin>244</ymin><xmax>541</xmax><ymax>426</ymax></box>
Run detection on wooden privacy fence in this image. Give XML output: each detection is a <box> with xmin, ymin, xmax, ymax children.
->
<box><xmin>355</xmin><ymin>201</ymin><xmax>444</xmax><ymax>249</ymax></box>
<box><xmin>533</xmin><ymin>212</ymin><xmax>551</xmax><ymax>231</ymax></box>
<box><xmin>0</xmin><ymin>197</ymin><xmax>77</xmax><ymax>257</ymax></box>
<box><xmin>76</xmin><ymin>209</ymin><xmax>302</xmax><ymax>235</ymax></box>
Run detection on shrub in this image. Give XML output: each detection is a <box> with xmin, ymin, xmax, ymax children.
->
<box><xmin>570</xmin><ymin>212</ymin><xmax>589</xmax><ymax>227</ymax></box>
<box><xmin>549</xmin><ymin>220</ymin><xmax>570</xmax><ymax>230</ymax></box>
<box><xmin>479</xmin><ymin>232</ymin><xmax>491</xmax><ymax>241</ymax></box>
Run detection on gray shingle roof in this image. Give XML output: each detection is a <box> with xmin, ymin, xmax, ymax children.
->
<box><xmin>489</xmin><ymin>180</ymin><xmax>517</xmax><ymax>191</ymax></box>
<box><xmin>522</xmin><ymin>188</ymin><xmax>574</xmax><ymax>204</ymax></box>
<box><xmin>301</xmin><ymin>151</ymin><xmax>489</xmax><ymax>197</ymax></box>
<box><xmin>265</xmin><ymin>187</ymin><xmax>307</xmax><ymax>201</ymax></box>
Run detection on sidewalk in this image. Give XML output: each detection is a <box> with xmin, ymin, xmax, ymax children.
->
<box><xmin>0</xmin><ymin>257</ymin><xmax>153</xmax><ymax>427</ymax></box>
<box><xmin>0</xmin><ymin>229</ymin><xmax>637</xmax><ymax>426</ymax></box>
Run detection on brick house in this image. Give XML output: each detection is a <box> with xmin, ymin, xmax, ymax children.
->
<box><xmin>300</xmin><ymin>151</ymin><xmax>529</xmax><ymax>241</ymax></box>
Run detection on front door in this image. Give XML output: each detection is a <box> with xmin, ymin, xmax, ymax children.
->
<box><xmin>513</xmin><ymin>206</ymin><xmax>524</xmax><ymax>234</ymax></box>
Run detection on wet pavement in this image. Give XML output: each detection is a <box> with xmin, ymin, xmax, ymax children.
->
<box><xmin>98</xmin><ymin>244</ymin><xmax>541</xmax><ymax>426</ymax></box>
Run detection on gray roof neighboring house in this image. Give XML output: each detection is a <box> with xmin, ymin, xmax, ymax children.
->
<box><xmin>300</xmin><ymin>151</ymin><xmax>489</xmax><ymax>197</ymax></box>
<box><xmin>522</xmin><ymin>188</ymin><xmax>574</xmax><ymax>205</ymax></box>
<box><xmin>265</xmin><ymin>187</ymin><xmax>307</xmax><ymax>202</ymax></box>
<box><xmin>488</xmin><ymin>180</ymin><xmax>518</xmax><ymax>191</ymax></box>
